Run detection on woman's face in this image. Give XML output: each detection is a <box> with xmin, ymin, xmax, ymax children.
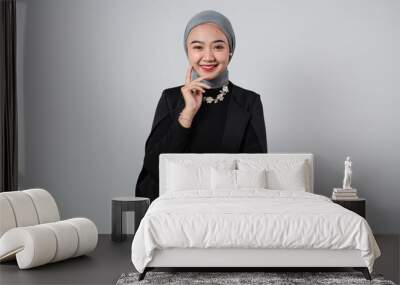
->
<box><xmin>186</xmin><ymin>23</ymin><xmax>230</xmax><ymax>80</ymax></box>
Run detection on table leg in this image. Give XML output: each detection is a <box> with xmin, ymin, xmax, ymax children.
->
<box><xmin>112</xmin><ymin>201</ymin><xmax>123</xmax><ymax>241</ymax></box>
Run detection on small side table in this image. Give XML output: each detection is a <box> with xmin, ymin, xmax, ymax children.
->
<box><xmin>332</xmin><ymin>198</ymin><xmax>366</xmax><ymax>218</ymax></box>
<box><xmin>112</xmin><ymin>196</ymin><xmax>150</xmax><ymax>242</ymax></box>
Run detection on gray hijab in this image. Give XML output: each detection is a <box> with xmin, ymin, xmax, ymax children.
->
<box><xmin>183</xmin><ymin>10</ymin><xmax>236</xmax><ymax>89</ymax></box>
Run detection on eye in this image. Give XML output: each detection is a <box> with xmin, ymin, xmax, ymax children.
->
<box><xmin>214</xmin><ymin>45</ymin><xmax>225</xmax><ymax>50</ymax></box>
<box><xmin>193</xmin><ymin>46</ymin><xmax>202</xmax><ymax>50</ymax></box>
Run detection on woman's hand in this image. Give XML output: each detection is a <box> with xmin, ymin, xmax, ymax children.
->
<box><xmin>180</xmin><ymin>66</ymin><xmax>211</xmax><ymax>117</ymax></box>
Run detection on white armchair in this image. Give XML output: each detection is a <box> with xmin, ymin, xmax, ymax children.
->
<box><xmin>0</xmin><ymin>188</ymin><xmax>98</xmax><ymax>269</ymax></box>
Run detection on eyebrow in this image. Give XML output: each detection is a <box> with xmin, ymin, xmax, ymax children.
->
<box><xmin>190</xmin><ymin>40</ymin><xmax>226</xmax><ymax>45</ymax></box>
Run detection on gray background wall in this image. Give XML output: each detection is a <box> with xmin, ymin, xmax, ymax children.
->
<box><xmin>16</xmin><ymin>0</ymin><xmax>399</xmax><ymax>234</ymax></box>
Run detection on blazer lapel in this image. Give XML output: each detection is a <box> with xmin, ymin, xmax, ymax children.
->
<box><xmin>219</xmin><ymin>82</ymin><xmax>250</xmax><ymax>153</ymax></box>
<box><xmin>174</xmin><ymin>94</ymin><xmax>186</xmax><ymax>116</ymax></box>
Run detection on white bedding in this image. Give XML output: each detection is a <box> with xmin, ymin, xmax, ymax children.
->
<box><xmin>131</xmin><ymin>189</ymin><xmax>380</xmax><ymax>273</ymax></box>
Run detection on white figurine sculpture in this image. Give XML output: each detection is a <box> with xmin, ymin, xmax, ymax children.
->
<box><xmin>342</xmin><ymin>156</ymin><xmax>352</xmax><ymax>189</ymax></box>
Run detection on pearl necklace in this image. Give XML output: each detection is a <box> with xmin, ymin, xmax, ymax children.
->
<box><xmin>202</xmin><ymin>84</ymin><xmax>229</xmax><ymax>104</ymax></box>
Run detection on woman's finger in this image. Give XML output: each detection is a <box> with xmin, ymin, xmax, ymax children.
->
<box><xmin>185</xmin><ymin>65</ymin><xmax>193</xmax><ymax>85</ymax></box>
<box><xmin>196</xmin><ymin>82</ymin><xmax>211</xmax><ymax>89</ymax></box>
<box><xmin>190</xmin><ymin>81</ymin><xmax>209</xmax><ymax>88</ymax></box>
<box><xmin>188</xmin><ymin>85</ymin><xmax>206</xmax><ymax>94</ymax></box>
<box><xmin>182</xmin><ymin>84</ymin><xmax>204</xmax><ymax>94</ymax></box>
<box><xmin>189</xmin><ymin>81</ymin><xmax>209</xmax><ymax>91</ymax></box>
<box><xmin>190</xmin><ymin>81</ymin><xmax>211</xmax><ymax>90</ymax></box>
<box><xmin>192</xmin><ymin>74</ymin><xmax>212</xmax><ymax>84</ymax></box>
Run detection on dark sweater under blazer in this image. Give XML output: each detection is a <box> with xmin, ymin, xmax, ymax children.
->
<box><xmin>135</xmin><ymin>80</ymin><xmax>268</xmax><ymax>202</ymax></box>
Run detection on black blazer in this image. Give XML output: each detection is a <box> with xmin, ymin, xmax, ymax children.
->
<box><xmin>135</xmin><ymin>81</ymin><xmax>268</xmax><ymax>202</ymax></box>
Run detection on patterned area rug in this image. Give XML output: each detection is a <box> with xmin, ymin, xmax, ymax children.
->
<box><xmin>116</xmin><ymin>271</ymin><xmax>396</xmax><ymax>285</ymax></box>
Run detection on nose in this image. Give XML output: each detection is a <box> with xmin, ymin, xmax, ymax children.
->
<box><xmin>203</xmin><ymin>48</ymin><xmax>215</xmax><ymax>61</ymax></box>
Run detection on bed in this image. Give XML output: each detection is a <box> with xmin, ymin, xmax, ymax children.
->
<box><xmin>131</xmin><ymin>153</ymin><xmax>381</xmax><ymax>280</ymax></box>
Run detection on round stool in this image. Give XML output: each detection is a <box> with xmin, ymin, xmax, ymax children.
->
<box><xmin>111</xmin><ymin>196</ymin><xmax>150</xmax><ymax>242</ymax></box>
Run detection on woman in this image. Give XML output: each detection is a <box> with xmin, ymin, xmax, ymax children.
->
<box><xmin>135</xmin><ymin>10</ymin><xmax>268</xmax><ymax>202</ymax></box>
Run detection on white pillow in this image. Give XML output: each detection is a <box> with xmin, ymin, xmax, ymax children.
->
<box><xmin>166</xmin><ymin>159</ymin><xmax>235</xmax><ymax>192</ymax></box>
<box><xmin>211</xmin><ymin>168</ymin><xmax>268</xmax><ymax>190</ymax></box>
<box><xmin>236</xmin><ymin>169</ymin><xmax>268</xmax><ymax>188</ymax></box>
<box><xmin>211</xmin><ymin>168</ymin><xmax>236</xmax><ymax>190</ymax></box>
<box><xmin>237</xmin><ymin>159</ymin><xmax>308</xmax><ymax>191</ymax></box>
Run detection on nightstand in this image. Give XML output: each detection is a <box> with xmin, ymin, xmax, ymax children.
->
<box><xmin>332</xmin><ymin>198</ymin><xmax>366</xmax><ymax>218</ymax></box>
<box><xmin>111</xmin><ymin>196</ymin><xmax>150</xmax><ymax>242</ymax></box>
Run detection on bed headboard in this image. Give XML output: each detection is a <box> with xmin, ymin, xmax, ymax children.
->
<box><xmin>159</xmin><ymin>153</ymin><xmax>314</xmax><ymax>195</ymax></box>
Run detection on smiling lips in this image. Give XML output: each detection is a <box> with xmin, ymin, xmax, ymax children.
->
<box><xmin>200</xmin><ymin>64</ymin><xmax>217</xmax><ymax>72</ymax></box>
